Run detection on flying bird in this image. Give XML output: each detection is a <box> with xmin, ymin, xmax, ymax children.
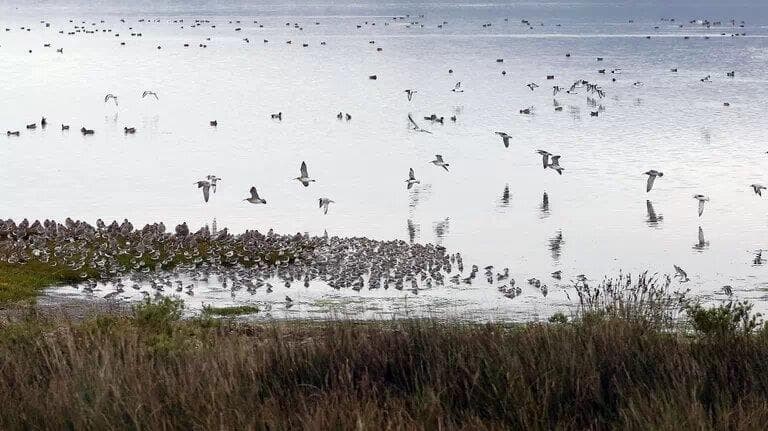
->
<box><xmin>536</xmin><ymin>150</ymin><xmax>551</xmax><ymax>169</ymax></box>
<box><xmin>693</xmin><ymin>194</ymin><xmax>709</xmax><ymax>216</ymax></box>
<box><xmin>104</xmin><ymin>94</ymin><xmax>118</xmax><ymax>105</ymax></box>
<box><xmin>750</xmin><ymin>184</ymin><xmax>766</xmax><ymax>196</ymax></box>
<box><xmin>451</xmin><ymin>81</ymin><xmax>464</xmax><ymax>93</ymax></box>
<box><xmin>526</xmin><ymin>82</ymin><xmax>539</xmax><ymax>91</ymax></box>
<box><xmin>295</xmin><ymin>161</ymin><xmax>316</xmax><ymax>186</ymax></box>
<box><xmin>244</xmin><ymin>186</ymin><xmax>266</xmax><ymax>204</ymax></box>
<box><xmin>407</xmin><ymin>113</ymin><xmax>431</xmax><ymax>133</ymax></box>
<box><xmin>673</xmin><ymin>265</ymin><xmax>689</xmax><ymax>282</ymax></box>
<box><xmin>548</xmin><ymin>155</ymin><xmax>564</xmax><ymax>175</ymax></box>
<box><xmin>404</xmin><ymin>89</ymin><xmax>417</xmax><ymax>101</ymax></box>
<box><xmin>206</xmin><ymin>175</ymin><xmax>221</xmax><ymax>193</ymax></box>
<box><xmin>495</xmin><ymin>131</ymin><xmax>512</xmax><ymax>148</ymax></box>
<box><xmin>644</xmin><ymin>170</ymin><xmax>664</xmax><ymax>192</ymax></box>
<box><xmin>142</xmin><ymin>90</ymin><xmax>159</xmax><ymax>100</ymax></box>
<box><xmin>405</xmin><ymin>168</ymin><xmax>420</xmax><ymax>189</ymax></box>
<box><xmin>319</xmin><ymin>197</ymin><xmax>334</xmax><ymax>214</ymax></box>
<box><xmin>430</xmin><ymin>155</ymin><xmax>450</xmax><ymax>171</ymax></box>
<box><xmin>195</xmin><ymin>180</ymin><xmax>211</xmax><ymax>202</ymax></box>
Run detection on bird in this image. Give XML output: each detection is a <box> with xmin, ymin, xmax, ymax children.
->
<box><xmin>526</xmin><ymin>82</ymin><xmax>539</xmax><ymax>91</ymax></box>
<box><xmin>644</xmin><ymin>170</ymin><xmax>664</xmax><ymax>192</ymax></box>
<box><xmin>548</xmin><ymin>155</ymin><xmax>564</xmax><ymax>175</ymax></box>
<box><xmin>451</xmin><ymin>81</ymin><xmax>463</xmax><ymax>93</ymax></box>
<box><xmin>195</xmin><ymin>180</ymin><xmax>211</xmax><ymax>202</ymax></box>
<box><xmin>206</xmin><ymin>175</ymin><xmax>221</xmax><ymax>193</ymax></box>
<box><xmin>673</xmin><ymin>265</ymin><xmax>689</xmax><ymax>282</ymax></box>
<box><xmin>693</xmin><ymin>194</ymin><xmax>709</xmax><ymax>216</ymax></box>
<box><xmin>404</xmin><ymin>89</ymin><xmax>417</xmax><ymax>101</ymax></box>
<box><xmin>80</xmin><ymin>127</ymin><xmax>94</xmax><ymax>135</ymax></box>
<box><xmin>104</xmin><ymin>93</ymin><xmax>118</xmax><ymax>105</ymax></box>
<box><xmin>210</xmin><ymin>120</ymin><xmax>218</xmax><ymax>127</ymax></box>
<box><xmin>319</xmin><ymin>197</ymin><xmax>334</xmax><ymax>214</ymax></box>
<box><xmin>430</xmin><ymin>155</ymin><xmax>450</xmax><ymax>171</ymax></box>
<box><xmin>295</xmin><ymin>161</ymin><xmax>315</xmax><ymax>186</ymax></box>
<box><xmin>750</xmin><ymin>184</ymin><xmax>766</xmax><ymax>196</ymax></box>
<box><xmin>123</xmin><ymin>127</ymin><xmax>136</xmax><ymax>134</ymax></box>
<box><xmin>405</xmin><ymin>168</ymin><xmax>420</xmax><ymax>189</ymax></box>
<box><xmin>694</xmin><ymin>226</ymin><xmax>709</xmax><ymax>250</ymax></box>
<box><xmin>553</xmin><ymin>86</ymin><xmax>562</xmax><ymax>95</ymax></box>
<box><xmin>407</xmin><ymin>113</ymin><xmax>431</xmax><ymax>133</ymax></box>
<box><xmin>495</xmin><ymin>131</ymin><xmax>511</xmax><ymax>148</ymax></box>
<box><xmin>536</xmin><ymin>150</ymin><xmax>551</xmax><ymax>169</ymax></box>
<box><xmin>244</xmin><ymin>186</ymin><xmax>266</xmax><ymax>204</ymax></box>
<box><xmin>142</xmin><ymin>90</ymin><xmax>159</xmax><ymax>100</ymax></box>
<box><xmin>271</xmin><ymin>112</ymin><xmax>282</xmax><ymax>120</ymax></box>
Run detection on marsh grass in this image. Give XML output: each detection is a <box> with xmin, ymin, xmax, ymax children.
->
<box><xmin>0</xmin><ymin>261</ymin><xmax>83</xmax><ymax>303</ymax></box>
<box><xmin>201</xmin><ymin>304</ymin><xmax>260</xmax><ymax>317</ymax></box>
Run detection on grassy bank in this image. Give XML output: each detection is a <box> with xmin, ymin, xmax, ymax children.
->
<box><xmin>0</xmin><ymin>261</ymin><xmax>82</xmax><ymax>303</ymax></box>
<box><xmin>1</xmin><ymin>296</ymin><xmax>768</xmax><ymax>430</ymax></box>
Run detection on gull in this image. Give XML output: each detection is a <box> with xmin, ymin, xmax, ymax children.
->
<box><xmin>693</xmin><ymin>194</ymin><xmax>709</xmax><ymax>216</ymax></box>
<box><xmin>644</xmin><ymin>170</ymin><xmax>664</xmax><ymax>192</ymax></box>
<box><xmin>104</xmin><ymin>93</ymin><xmax>118</xmax><ymax>105</ymax></box>
<box><xmin>195</xmin><ymin>180</ymin><xmax>211</xmax><ymax>202</ymax></box>
<box><xmin>405</xmin><ymin>168</ymin><xmax>420</xmax><ymax>189</ymax></box>
<box><xmin>430</xmin><ymin>155</ymin><xmax>450</xmax><ymax>171</ymax></box>
<box><xmin>142</xmin><ymin>90</ymin><xmax>159</xmax><ymax>100</ymax></box>
<box><xmin>673</xmin><ymin>264</ymin><xmax>689</xmax><ymax>282</ymax></box>
<box><xmin>295</xmin><ymin>161</ymin><xmax>316</xmax><ymax>187</ymax></box>
<box><xmin>319</xmin><ymin>197</ymin><xmax>334</xmax><ymax>214</ymax></box>
<box><xmin>206</xmin><ymin>175</ymin><xmax>221</xmax><ymax>193</ymax></box>
<box><xmin>243</xmin><ymin>186</ymin><xmax>267</xmax><ymax>204</ymax></box>
<box><xmin>494</xmin><ymin>131</ymin><xmax>511</xmax><ymax>148</ymax></box>
<box><xmin>404</xmin><ymin>89</ymin><xmax>417</xmax><ymax>101</ymax></box>
<box><xmin>451</xmin><ymin>81</ymin><xmax>464</xmax><ymax>93</ymax></box>
<box><xmin>750</xmin><ymin>184</ymin><xmax>766</xmax><ymax>196</ymax></box>
<box><xmin>536</xmin><ymin>150</ymin><xmax>551</xmax><ymax>169</ymax></box>
<box><xmin>407</xmin><ymin>113</ymin><xmax>431</xmax><ymax>133</ymax></box>
<box><xmin>526</xmin><ymin>82</ymin><xmax>539</xmax><ymax>91</ymax></box>
<box><xmin>547</xmin><ymin>155</ymin><xmax>564</xmax><ymax>175</ymax></box>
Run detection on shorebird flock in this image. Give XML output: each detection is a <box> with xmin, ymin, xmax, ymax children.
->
<box><xmin>0</xmin><ymin>13</ymin><xmax>763</xmax><ymax>305</ymax></box>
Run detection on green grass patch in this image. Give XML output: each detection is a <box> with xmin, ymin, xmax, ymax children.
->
<box><xmin>202</xmin><ymin>304</ymin><xmax>259</xmax><ymax>317</ymax></box>
<box><xmin>0</xmin><ymin>261</ymin><xmax>83</xmax><ymax>303</ymax></box>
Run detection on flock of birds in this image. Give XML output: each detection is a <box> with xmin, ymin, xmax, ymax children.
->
<box><xmin>1</xmin><ymin>12</ymin><xmax>763</xmax><ymax>308</ymax></box>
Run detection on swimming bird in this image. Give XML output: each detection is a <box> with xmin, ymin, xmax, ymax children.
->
<box><xmin>644</xmin><ymin>170</ymin><xmax>663</xmax><ymax>192</ymax></box>
<box><xmin>195</xmin><ymin>180</ymin><xmax>211</xmax><ymax>202</ymax></box>
<box><xmin>244</xmin><ymin>186</ymin><xmax>266</xmax><ymax>204</ymax></box>
<box><xmin>142</xmin><ymin>90</ymin><xmax>159</xmax><ymax>100</ymax></box>
<box><xmin>405</xmin><ymin>168</ymin><xmax>420</xmax><ymax>189</ymax></box>
<box><xmin>673</xmin><ymin>264</ymin><xmax>689</xmax><ymax>282</ymax></box>
<box><xmin>693</xmin><ymin>194</ymin><xmax>709</xmax><ymax>216</ymax></box>
<box><xmin>407</xmin><ymin>113</ymin><xmax>431</xmax><ymax>133</ymax></box>
<box><xmin>750</xmin><ymin>184</ymin><xmax>766</xmax><ymax>196</ymax></box>
<box><xmin>430</xmin><ymin>155</ymin><xmax>450</xmax><ymax>171</ymax></box>
<box><xmin>104</xmin><ymin>93</ymin><xmax>118</xmax><ymax>105</ymax></box>
<box><xmin>536</xmin><ymin>150</ymin><xmax>551</xmax><ymax>169</ymax></box>
<box><xmin>404</xmin><ymin>89</ymin><xmax>417</xmax><ymax>101</ymax></box>
<box><xmin>495</xmin><ymin>131</ymin><xmax>512</xmax><ymax>148</ymax></box>
<box><xmin>319</xmin><ymin>197</ymin><xmax>334</xmax><ymax>214</ymax></box>
<box><xmin>451</xmin><ymin>81</ymin><xmax>464</xmax><ymax>93</ymax></box>
<box><xmin>295</xmin><ymin>161</ymin><xmax>315</xmax><ymax>186</ymax></box>
<box><xmin>548</xmin><ymin>155</ymin><xmax>564</xmax><ymax>175</ymax></box>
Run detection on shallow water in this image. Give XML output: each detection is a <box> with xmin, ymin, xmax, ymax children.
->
<box><xmin>3</xmin><ymin>1</ymin><xmax>768</xmax><ymax>318</ymax></box>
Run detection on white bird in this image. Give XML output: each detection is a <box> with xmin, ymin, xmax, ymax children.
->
<box><xmin>693</xmin><ymin>194</ymin><xmax>709</xmax><ymax>216</ymax></box>
<box><xmin>407</xmin><ymin>113</ymin><xmax>431</xmax><ymax>134</ymax></box>
<box><xmin>244</xmin><ymin>186</ymin><xmax>266</xmax><ymax>204</ymax></box>
<box><xmin>295</xmin><ymin>161</ymin><xmax>316</xmax><ymax>187</ymax></box>
<box><xmin>644</xmin><ymin>170</ymin><xmax>664</xmax><ymax>192</ymax></box>
<box><xmin>750</xmin><ymin>184</ymin><xmax>766</xmax><ymax>196</ymax></box>
<box><xmin>206</xmin><ymin>175</ymin><xmax>221</xmax><ymax>193</ymax></box>
<box><xmin>495</xmin><ymin>131</ymin><xmax>512</xmax><ymax>148</ymax></box>
<box><xmin>194</xmin><ymin>180</ymin><xmax>211</xmax><ymax>202</ymax></box>
<box><xmin>536</xmin><ymin>150</ymin><xmax>551</xmax><ymax>169</ymax></box>
<box><xmin>142</xmin><ymin>90</ymin><xmax>159</xmax><ymax>100</ymax></box>
<box><xmin>430</xmin><ymin>155</ymin><xmax>450</xmax><ymax>171</ymax></box>
<box><xmin>451</xmin><ymin>81</ymin><xmax>464</xmax><ymax>93</ymax></box>
<box><xmin>319</xmin><ymin>197</ymin><xmax>334</xmax><ymax>214</ymax></box>
<box><xmin>405</xmin><ymin>168</ymin><xmax>420</xmax><ymax>189</ymax></box>
<box><xmin>404</xmin><ymin>89</ymin><xmax>417</xmax><ymax>101</ymax></box>
<box><xmin>104</xmin><ymin>94</ymin><xmax>118</xmax><ymax>106</ymax></box>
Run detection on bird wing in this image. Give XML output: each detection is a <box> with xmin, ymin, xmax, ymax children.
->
<box><xmin>698</xmin><ymin>199</ymin><xmax>705</xmax><ymax>216</ymax></box>
<box><xmin>318</xmin><ymin>199</ymin><xmax>323</xmax><ymax>208</ymax></box>
<box><xmin>142</xmin><ymin>91</ymin><xmax>148</xmax><ymax>98</ymax></box>
<box><xmin>300</xmin><ymin>161</ymin><xmax>308</xmax><ymax>177</ymax></box>
<box><xmin>646</xmin><ymin>175</ymin><xmax>656</xmax><ymax>192</ymax></box>
<box><xmin>250</xmin><ymin>186</ymin><xmax>259</xmax><ymax>199</ymax></box>
<box><xmin>202</xmin><ymin>184</ymin><xmax>210</xmax><ymax>202</ymax></box>
<box><xmin>409</xmin><ymin>168</ymin><xmax>415</xmax><ymax>180</ymax></box>
<box><xmin>541</xmin><ymin>153</ymin><xmax>549</xmax><ymax>168</ymax></box>
<box><xmin>104</xmin><ymin>94</ymin><xmax>111</xmax><ymax>102</ymax></box>
<box><xmin>407</xmin><ymin>113</ymin><xmax>419</xmax><ymax>129</ymax></box>
<box><xmin>454</xmin><ymin>81</ymin><xmax>461</xmax><ymax>89</ymax></box>
<box><xmin>503</xmin><ymin>136</ymin><xmax>510</xmax><ymax>148</ymax></box>
<box><xmin>698</xmin><ymin>226</ymin><xmax>705</xmax><ymax>244</ymax></box>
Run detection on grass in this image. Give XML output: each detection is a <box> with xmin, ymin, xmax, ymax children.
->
<box><xmin>202</xmin><ymin>304</ymin><xmax>260</xmax><ymax>317</ymax></box>
<box><xmin>1</xmin><ymin>294</ymin><xmax>768</xmax><ymax>429</ymax></box>
<box><xmin>0</xmin><ymin>261</ymin><xmax>83</xmax><ymax>303</ymax></box>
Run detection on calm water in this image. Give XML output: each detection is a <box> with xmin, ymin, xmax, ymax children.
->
<box><xmin>3</xmin><ymin>1</ymin><xmax>768</xmax><ymax>318</ymax></box>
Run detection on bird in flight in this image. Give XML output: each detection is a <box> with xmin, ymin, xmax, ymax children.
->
<box><xmin>536</xmin><ymin>150</ymin><xmax>551</xmax><ymax>169</ymax></box>
<box><xmin>673</xmin><ymin>265</ymin><xmax>689</xmax><ymax>282</ymax></box>
<box><xmin>750</xmin><ymin>184</ymin><xmax>766</xmax><ymax>196</ymax></box>
<box><xmin>295</xmin><ymin>161</ymin><xmax>316</xmax><ymax>187</ymax></box>
<box><xmin>405</xmin><ymin>168</ymin><xmax>420</xmax><ymax>189</ymax></box>
<box><xmin>644</xmin><ymin>170</ymin><xmax>664</xmax><ymax>192</ymax></box>
<box><xmin>495</xmin><ymin>131</ymin><xmax>512</xmax><ymax>148</ymax></box>
<box><xmin>693</xmin><ymin>194</ymin><xmax>709</xmax><ymax>216</ymax></box>
<box><xmin>431</xmin><ymin>155</ymin><xmax>450</xmax><ymax>171</ymax></box>
<box><xmin>548</xmin><ymin>155</ymin><xmax>564</xmax><ymax>175</ymax></box>
<box><xmin>104</xmin><ymin>94</ymin><xmax>118</xmax><ymax>106</ymax></box>
<box><xmin>451</xmin><ymin>81</ymin><xmax>464</xmax><ymax>93</ymax></box>
<box><xmin>142</xmin><ymin>90</ymin><xmax>159</xmax><ymax>100</ymax></box>
<box><xmin>526</xmin><ymin>82</ymin><xmax>539</xmax><ymax>91</ymax></box>
<box><xmin>244</xmin><ymin>186</ymin><xmax>266</xmax><ymax>204</ymax></box>
<box><xmin>319</xmin><ymin>197</ymin><xmax>334</xmax><ymax>214</ymax></box>
<box><xmin>206</xmin><ymin>175</ymin><xmax>221</xmax><ymax>193</ymax></box>
<box><xmin>195</xmin><ymin>180</ymin><xmax>211</xmax><ymax>202</ymax></box>
<box><xmin>404</xmin><ymin>89</ymin><xmax>417</xmax><ymax>101</ymax></box>
<box><xmin>407</xmin><ymin>113</ymin><xmax>431</xmax><ymax>133</ymax></box>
